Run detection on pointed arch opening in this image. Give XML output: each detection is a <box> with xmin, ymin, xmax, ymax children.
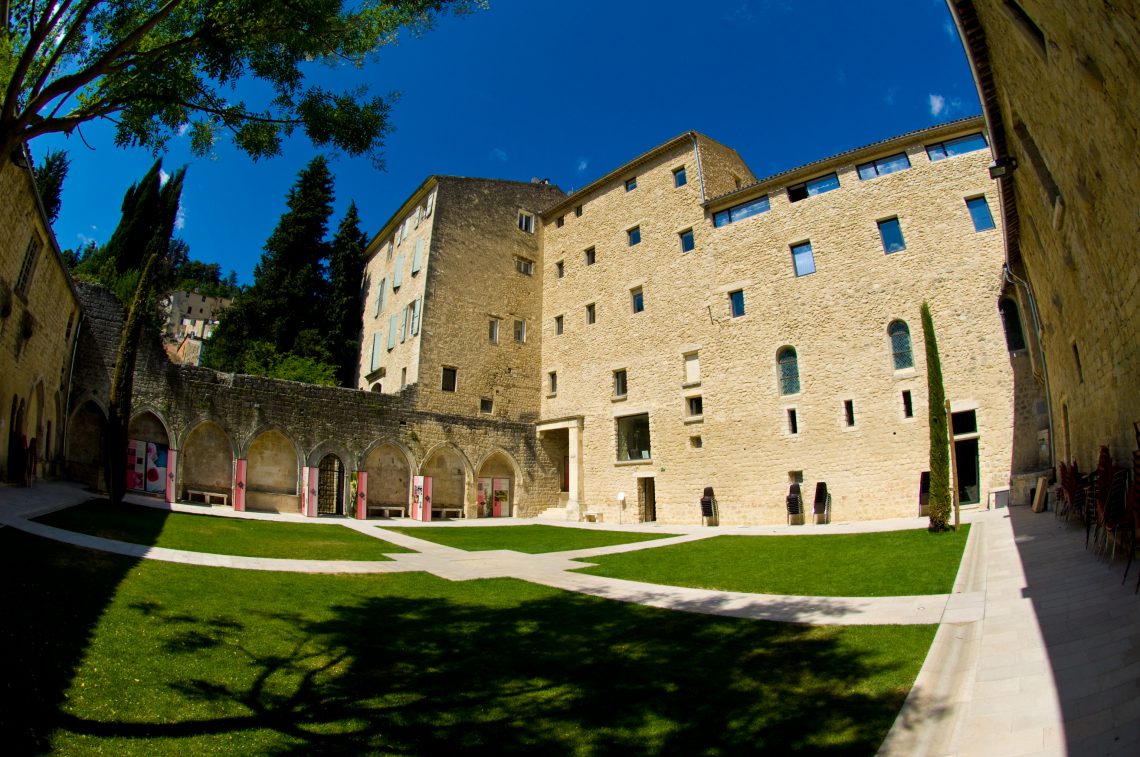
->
<box><xmin>421</xmin><ymin>444</ymin><xmax>468</xmax><ymax>513</ymax></box>
<box><xmin>181</xmin><ymin>420</ymin><xmax>234</xmax><ymax>504</ymax></box>
<box><xmin>246</xmin><ymin>429</ymin><xmax>300</xmax><ymax>513</ymax></box>
<box><xmin>127</xmin><ymin>411</ymin><xmax>171</xmax><ymax>494</ymax></box>
<box><xmin>364</xmin><ymin>442</ymin><xmax>412</xmax><ymax>517</ymax></box>
<box><xmin>66</xmin><ymin>400</ymin><xmax>106</xmax><ymax>488</ymax></box>
<box><xmin>476</xmin><ymin>449</ymin><xmax>520</xmax><ymax>518</ymax></box>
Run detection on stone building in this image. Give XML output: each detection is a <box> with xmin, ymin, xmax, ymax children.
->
<box><xmin>0</xmin><ymin>152</ymin><xmax>82</xmax><ymax>484</ymax></box>
<box><xmin>949</xmin><ymin>0</ymin><xmax>1140</xmax><ymax>474</ymax></box>
<box><xmin>160</xmin><ymin>290</ymin><xmax>231</xmax><ymax>341</ymax></box>
<box><xmin>537</xmin><ymin>119</ymin><xmax>1045</xmax><ymax>524</ymax></box>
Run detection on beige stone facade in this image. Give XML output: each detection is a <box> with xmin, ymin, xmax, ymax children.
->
<box><xmin>0</xmin><ymin>156</ymin><xmax>82</xmax><ymax>482</ymax></box>
<box><xmin>950</xmin><ymin>0</ymin><xmax>1140</xmax><ymax>475</ymax></box>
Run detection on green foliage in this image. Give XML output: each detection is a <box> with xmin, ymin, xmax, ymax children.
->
<box><xmin>32</xmin><ymin>148</ymin><xmax>69</xmax><ymax>224</ymax></box>
<box><xmin>922</xmin><ymin>301</ymin><xmax>952</xmax><ymax>531</ymax></box>
<box><xmin>328</xmin><ymin>201</ymin><xmax>368</xmax><ymax>386</ymax></box>
<box><xmin>1</xmin><ymin>1</ymin><xmax>486</xmax><ymax>163</ymax></box>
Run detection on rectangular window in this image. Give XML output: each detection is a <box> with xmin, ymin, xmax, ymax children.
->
<box><xmin>515</xmin><ymin>257</ymin><xmax>534</xmax><ymax>276</ymax></box>
<box><xmin>615</xmin><ymin>413</ymin><xmax>650</xmax><ymax>461</ymax></box>
<box><xmin>411</xmin><ymin>238</ymin><xmax>424</xmax><ymax>273</ymax></box>
<box><xmin>549</xmin><ymin>371</ymin><xmax>558</xmax><ymax>394</ymax></box>
<box><xmin>926</xmin><ymin>133</ymin><xmax>989</xmax><ymax>161</ymax></box>
<box><xmin>480</xmin><ymin>397</ymin><xmax>493</xmax><ymax>414</ymax></box>
<box><xmin>441</xmin><ymin>367</ymin><xmax>457</xmax><ymax>392</ymax></box>
<box><xmin>788</xmin><ymin>172</ymin><xmax>840</xmax><ymax>202</ymax></box>
<box><xmin>374</xmin><ymin>279</ymin><xmax>387</xmax><ymax>317</ymax></box>
<box><xmin>399</xmin><ymin>306</ymin><xmax>408</xmax><ymax>343</ymax></box>
<box><xmin>857</xmin><ymin>152</ymin><xmax>911</xmax><ymax>180</ymax></box>
<box><xmin>575</xmin><ymin>204</ymin><xmax>583</xmax><ymax>217</ymax></box>
<box><xmin>844</xmin><ymin>399</ymin><xmax>855</xmax><ymax>427</ymax></box>
<box><xmin>555</xmin><ymin>314</ymin><xmax>564</xmax><ymax>335</ymax></box>
<box><xmin>489</xmin><ymin>319</ymin><xmax>499</xmax><ymax>344</ymax></box>
<box><xmin>625</xmin><ymin>177</ymin><xmax>637</xmax><ymax>192</ymax></box>
<box><xmin>585</xmin><ymin>247</ymin><xmax>596</xmax><ymax>265</ymax></box>
<box><xmin>556</xmin><ymin>215</ymin><xmax>565</xmax><ymax>228</ymax></box>
<box><xmin>791</xmin><ymin>241</ymin><xmax>816</xmax><ymax>277</ymax></box>
<box><xmin>411</xmin><ymin>296</ymin><xmax>422</xmax><ymax>335</ymax></box>
<box><xmin>424</xmin><ymin>192</ymin><xmax>434</xmax><ymax>216</ymax></box>
<box><xmin>673</xmin><ymin>166</ymin><xmax>687</xmax><ymax>187</ymax></box>
<box><xmin>966</xmin><ymin>196</ymin><xmax>995</xmax><ymax>231</ymax></box>
<box><xmin>690</xmin><ymin>435</ymin><xmax>703</xmax><ymax>449</ymax></box>
<box><xmin>787</xmin><ymin>408</ymin><xmax>799</xmax><ymax>434</ymax></box>
<box><xmin>514</xmin><ymin>319</ymin><xmax>526</xmax><ymax>343</ymax></box>
<box><xmin>518</xmin><ymin>210</ymin><xmax>535</xmax><ymax>233</ymax></box>
<box><xmin>902</xmin><ymin>390</ymin><xmax>914</xmax><ymax>419</ymax></box>
<box><xmin>729</xmin><ymin>289</ymin><xmax>745</xmax><ymax>318</ymax></box>
<box><xmin>613</xmin><ymin>369</ymin><xmax>627</xmax><ymax>397</ymax></box>
<box><xmin>688</xmin><ymin>396</ymin><xmax>703</xmax><ymax>417</ymax></box>
<box><xmin>400</xmin><ymin>367</ymin><xmax>407</xmax><ymax>388</ymax></box>
<box><xmin>392</xmin><ymin>255</ymin><xmax>404</xmax><ymax>288</ymax></box>
<box><xmin>878</xmin><ymin>217</ymin><xmax>906</xmax><ymax>253</ymax></box>
<box><xmin>586</xmin><ymin>303</ymin><xmax>596</xmax><ymax>324</ymax></box>
<box><xmin>684</xmin><ymin>352</ymin><xmax>700</xmax><ymax>385</ymax></box>
<box><xmin>679</xmin><ymin>228</ymin><xmax>695</xmax><ymax>253</ymax></box>
<box><xmin>630</xmin><ymin>286</ymin><xmax>644</xmax><ymax>313</ymax></box>
<box><xmin>556</xmin><ymin>260</ymin><xmax>565</xmax><ymax>278</ymax></box>
<box><xmin>628</xmin><ymin>226</ymin><xmax>641</xmax><ymax>246</ymax></box>
<box><xmin>713</xmin><ymin>195</ymin><xmax>770</xmax><ymax>227</ymax></box>
<box><xmin>15</xmin><ymin>236</ymin><xmax>42</xmax><ymax>297</ymax></box>
<box><xmin>387</xmin><ymin>314</ymin><xmax>398</xmax><ymax>350</ymax></box>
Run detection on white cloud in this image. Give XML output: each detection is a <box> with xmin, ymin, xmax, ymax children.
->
<box><xmin>159</xmin><ymin>168</ymin><xmax>170</xmax><ymax>186</ymax></box>
<box><xmin>175</xmin><ymin>202</ymin><xmax>186</xmax><ymax>231</ymax></box>
<box><xmin>490</xmin><ymin>147</ymin><xmax>508</xmax><ymax>162</ymax></box>
<box><xmin>929</xmin><ymin>93</ymin><xmax>946</xmax><ymax>116</ymax></box>
<box><xmin>177</xmin><ymin>123</ymin><xmax>190</xmax><ymax>137</ymax></box>
<box><xmin>929</xmin><ymin>93</ymin><xmax>965</xmax><ymax>118</ymax></box>
<box><xmin>884</xmin><ymin>87</ymin><xmax>897</xmax><ymax>106</ymax></box>
<box><xmin>944</xmin><ymin>20</ymin><xmax>958</xmax><ymax>42</ymax></box>
<box><xmin>576</xmin><ymin>158</ymin><xmax>588</xmax><ymax>173</ymax></box>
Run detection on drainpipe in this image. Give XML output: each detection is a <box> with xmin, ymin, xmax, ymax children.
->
<box><xmin>690</xmin><ymin>132</ymin><xmax>706</xmax><ymax>202</ymax></box>
<box><xmin>1004</xmin><ymin>264</ymin><xmax>1055</xmax><ymax>470</ymax></box>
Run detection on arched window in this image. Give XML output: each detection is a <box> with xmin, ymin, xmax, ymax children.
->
<box><xmin>777</xmin><ymin>347</ymin><xmax>800</xmax><ymax>395</ymax></box>
<box><xmin>998</xmin><ymin>298</ymin><xmax>1026</xmax><ymax>352</ymax></box>
<box><xmin>888</xmin><ymin>321</ymin><xmax>914</xmax><ymax>370</ymax></box>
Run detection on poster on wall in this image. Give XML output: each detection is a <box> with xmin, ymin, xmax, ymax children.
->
<box><xmin>492</xmin><ymin>478</ymin><xmax>510</xmax><ymax>518</ymax></box>
<box><xmin>412</xmin><ymin>476</ymin><xmax>428</xmax><ymax>521</ymax></box>
<box><xmin>126</xmin><ymin>438</ymin><xmax>169</xmax><ymax>494</ymax></box>
<box><xmin>477</xmin><ymin>478</ymin><xmax>490</xmax><ymax>518</ymax></box>
<box><xmin>126</xmin><ymin>440</ymin><xmax>145</xmax><ymax>491</ymax></box>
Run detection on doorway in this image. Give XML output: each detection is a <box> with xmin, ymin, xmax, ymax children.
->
<box><xmin>638</xmin><ymin>477</ymin><xmax>656</xmax><ymax>522</ymax></box>
<box><xmin>318</xmin><ymin>454</ymin><xmax>345</xmax><ymax>515</ymax></box>
<box><xmin>951</xmin><ymin>410</ymin><xmax>981</xmax><ymax>505</ymax></box>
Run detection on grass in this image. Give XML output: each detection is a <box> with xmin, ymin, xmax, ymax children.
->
<box><xmin>35</xmin><ymin>500</ymin><xmax>414</xmax><ymax>561</ymax></box>
<box><xmin>384</xmin><ymin>523</ymin><xmax>677</xmax><ymax>553</ymax></box>
<box><xmin>1</xmin><ymin>528</ymin><xmax>935</xmax><ymax>755</ymax></box>
<box><xmin>578</xmin><ymin>526</ymin><xmax>971</xmax><ymax>597</ymax></box>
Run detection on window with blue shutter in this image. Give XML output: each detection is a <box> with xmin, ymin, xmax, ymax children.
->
<box><xmin>374</xmin><ymin>278</ymin><xmax>386</xmax><ymax>316</ymax></box>
<box><xmin>412</xmin><ymin>296</ymin><xmax>423</xmax><ymax>334</ymax></box>
<box><xmin>393</xmin><ymin>256</ymin><xmax>404</xmax><ymax>288</ymax></box>
<box><xmin>388</xmin><ymin>315</ymin><xmax>398</xmax><ymax>349</ymax></box>
<box><xmin>399</xmin><ymin>308</ymin><xmax>407</xmax><ymax>343</ymax></box>
<box><xmin>370</xmin><ymin>333</ymin><xmax>381</xmax><ymax>371</ymax></box>
<box><xmin>412</xmin><ymin>239</ymin><xmax>424</xmax><ymax>274</ymax></box>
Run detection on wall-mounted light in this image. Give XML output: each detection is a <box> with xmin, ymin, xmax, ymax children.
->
<box><xmin>988</xmin><ymin>155</ymin><xmax>1019</xmax><ymax>179</ymax></box>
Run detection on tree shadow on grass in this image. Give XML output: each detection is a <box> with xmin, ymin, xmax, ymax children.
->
<box><xmin>47</xmin><ymin>567</ymin><xmax>932</xmax><ymax>755</ymax></box>
<box><xmin>0</xmin><ymin>499</ymin><xmax>168</xmax><ymax>755</ymax></box>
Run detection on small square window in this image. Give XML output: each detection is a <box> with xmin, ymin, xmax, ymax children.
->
<box><xmin>480</xmin><ymin>397</ymin><xmax>493</xmax><ymax>414</ymax></box>
<box><xmin>791</xmin><ymin>241</ymin><xmax>816</xmax><ymax>277</ymax></box>
<box><xmin>729</xmin><ymin>289</ymin><xmax>745</xmax><ymax>318</ymax></box>
<box><xmin>631</xmin><ymin>286</ymin><xmax>644</xmax><ymax>313</ymax></box>
<box><xmin>966</xmin><ymin>196</ymin><xmax>995</xmax><ymax>231</ymax></box>
<box><xmin>613</xmin><ymin>369</ymin><xmax>628</xmax><ymax>397</ymax></box>
<box><xmin>628</xmin><ymin>226</ymin><xmax>641</xmax><ymax>246</ymax></box>
<box><xmin>556</xmin><ymin>260</ymin><xmax>565</xmax><ymax>278</ymax></box>
<box><xmin>585</xmin><ymin>247</ymin><xmax>596</xmax><ymax>265</ymax></box>
<box><xmin>679</xmin><ymin>228</ymin><xmax>695</xmax><ymax>253</ymax></box>
<box><xmin>549</xmin><ymin>371</ymin><xmax>558</xmax><ymax>394</ymax></box>
<box><xmin>556</xmin><ymin>215</ymin><xmax>565</xmax><ymax>228</ymax></box>
<box><xmin>787</xmin><ymin>408</ymin><xmax>799</xmax><ymax>434</ymax></box>
<box><xmin>518</xmin><ymin>210</ymin><xmax>535</xmax><ymax>233</ymax></box>
<box><xmin>575</xmin><ymin>205</ymin><xmax>583</xmax><ymax>218</ymax></box>
<box><xmin>514</xmin><ymin>319</ymin><xmax>526</xmax><ymax>343</ymax></box>
<box><xmin>442</xmin><ymin>367</ymin><xmax>457</xmax><ymax>392</ymax></box>
<box><xmin>688</xmin><ymin>396</ymin><xmax>703</xmax><ymax>416</ymax></box>
<box><xmin>844</xmin><ymin>399</ymin><xmax>855</xmax><ymax>427</ymax></box>
<box><xmin>673</xmin><ymin>166</ymin><xmax>687</xmax><ymax>187</ymax></box>
<box><xmin>515</xmin><ymin>257</ymin><xmax>534</xmax><ymax>275</ymax></box>
<box><xmin>690</xmin><ymin>435</ymin><xmax>702</xmax><ymax>449</ymax></box>
<box><xmin>625</xmin><ymin>177</ymin><xmax>637</xmax><ymax>191</ymax></box>
<box><xmin>902</xmin><ymin>390</ymin><xmax>914</xmax><ymax>419</ymax></box>
<box><xmin>586</xmin><ymin>303</ymin><xmax>596</xmax><ymax>324</ymax></box>
<box><xmin>489</xmin><ymin>319</ymin><xmax>500</xmax><ymax>344</ymax></box>
<box><xmin>878</xmin><ymin>218</ymin><xmax>906</xmax><ymax>253</ymax></box>
<box><xmin>555</xmin><ymin>314</ymin><xmax>564</xmax><ymax>335</ymax></box>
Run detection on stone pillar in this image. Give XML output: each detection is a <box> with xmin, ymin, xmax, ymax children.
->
<box><xmin>567</xmin><ymin>422</ymin><xmax>583</xmax><ymax>520</ymax></box>
<box><xmin>356</xmin><ymin>470</ymin><xmax>368</xmax><ymax>520</ymax></box>
<box><xmin>233</xmin><ymin>458</ymin><xmax>247</xmax><ymax>512</ymax></box>
<box><xmin>303</xmin><ymin>466</ymin><xmax>319</xmax><ymax>517</ymax></box>
<box><xmin>165</xmin><ymin>448</ymin><xmax>178</xmax><ymax>505</ymax></box>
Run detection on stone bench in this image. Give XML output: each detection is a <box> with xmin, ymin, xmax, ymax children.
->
<box><xmin>185</xmin><ymin>489</ymin><xmax>228</xmax><ymax>506</ymax></box>
<box><xmin>367</xmin><ymin>505</ymin><xmax>406</xmax><ymax>518</ymax></box>
<box><xmin>431</xmin><ymin>507</ymin><xmax>464</xmax><ymax>519</ymax></box>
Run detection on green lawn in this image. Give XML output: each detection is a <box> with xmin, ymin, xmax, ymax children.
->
<box><xmin>578</xmin><ymin>526</ymin><xmax>971</xmax><ymax>597</ymax></box>
<box><xmin>1</xmin><ymin>528</ymin><xmax>934</xmax><ymax>755</ymax></box>
<box><xmin>385</xmin><ymin>524</ymin><xmax>677</xmax><ymax>553</ymax></box>
<box><xmin>35</xmin><ymin>500</ymin><xmax>414</xmax><ymax>561</ymax></box>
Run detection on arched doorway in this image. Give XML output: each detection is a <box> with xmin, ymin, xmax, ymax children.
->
<box><xmin>127</xmin><ymin>411</ymin><xmax>170</xmax><ymax>495</ymax></box>
<box><xmin>6</xmin><ymin>395</ymin><xmax>26</xmax><ymax>484</ymax></box>
<box><xmin>476</xmin><ymin>450</ymin><xmax>517</xmax><ymax>518</ymax></box>
<box><xmin>181</xmin><ymin>421</ymin><xmax>234</xmax><ymax>504</ymax></box>
<box><xmin>66</xmin><ymin>400</ymin><xmax>105</xmax><ymax>488</ymax></box>
<box><xmin>364</xmin><ymin>443</ymin><xmax>411</xmax><ymax>517</ymax></box>
<box><xmin>422</xmin><ymin>445</ymin><xmax>467</xmax><ymax>514</ymax></box>
<box><xmin>246</xmin><ymin>429</ymin><xmax>299</xmax><ymax>513</ymax></box>
<box><xmin>317</xmin><ymin>454</ymin><xmax>346</xmax><ymax>515</ymax></box>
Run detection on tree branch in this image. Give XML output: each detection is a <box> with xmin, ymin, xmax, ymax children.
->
<box><xmin>28</xmin><ymin>1</ymin><xmax>99</xmax><ymax>103</ymax></box>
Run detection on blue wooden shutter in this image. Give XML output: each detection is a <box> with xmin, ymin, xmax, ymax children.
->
<box><xmin>370</xmin><ymin>333</ymin><xmax>381</xmax><ymax>371</ymax></box>
<box><xmin>411</xmin><ymin>239</ymin><xmax>424</xmax><ymax>274</ymax></box>
<box><xmin>411</xmin><ymin>296</ymin><xmax>423</xmax><ymax>335</ymax></box>
<box><xmin>393</xmin><ymin>256</ymin><xmax>404</xmax><ymax>288</ymax></box>
<box><xmin>388</xmin><ymin>315</ymin><xmax>397</xmax><ymax>349</ymax></box>
<box><xmin>399</xmin><ymin>307</ymin><xmax>407</xmax><ymax>343</ymax></box>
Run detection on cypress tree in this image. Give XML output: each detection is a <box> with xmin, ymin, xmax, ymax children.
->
<box><xmin>922</xmin><ymin>301</ymin><xmax>952</xmax><ymax>531</ymax></box>
<box><xmin>328</xmin><ymin>201</ymin><xmax>368</xmax><ymax>386</ymax></box>
<box><xmin>104</xmin><ymin>160</ymin><xmax>165</xmax><ymax>274</ymax></box>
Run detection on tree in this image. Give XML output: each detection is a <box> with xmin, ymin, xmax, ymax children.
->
<box><xmin>1</xmin><ymin>1</ymin><xmax>484</xmax><ymax>163</ymax></box>
<box><xmin>922</xmin><ymin>301</ymin><xmax>952</xmax><ymax>531</ymax></box>
<box><xmin>32</xmin><ymin>147</ymin><xmax>69</xmax><ymax>223</ymax></box>
<box><xmin>328</xmin><ymin>201</ymin><xmax>367</xmax><ymax>386</ymax></box>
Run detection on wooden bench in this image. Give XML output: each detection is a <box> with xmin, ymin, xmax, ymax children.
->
<box><xmin>367</xmin><ymin>505</ymin><xmax>406</xmax><ymax>518</ymax></box>
<box><xmin>185</xmin><ymin>489</ymin><xmax>228</xmax><ymax>506</ymax></box>
<box><xmin>431</xmin><ymin>507</ymin><xmax>464</xmax><ymax>519</ymax></box>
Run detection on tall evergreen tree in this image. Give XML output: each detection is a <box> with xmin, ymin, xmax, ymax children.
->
<box><xmin>33</xmin><ymin>148</ymin><xmax>69</xmax><ymax>224</ymax></box>
<box><xmin>328</xmin><ymin>202</ymin><xmax>368</xmax><ymax>386</ymax></box>
<box><xmin>922</xmin><ymin>301</ymin><xmax>952</xmax><ymax>531</ymax></box>
<box><xmin>104</xmin><ymin>160</ymin><xmax>165</xmax><ymax>274</ymax></box>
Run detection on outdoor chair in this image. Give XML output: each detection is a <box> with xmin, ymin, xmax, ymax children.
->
<box><xmin>786</xmin><ymin>483</ymin><xmax>804</xmax><ymax>525</ymax></box>
<box><xmin>1122</xmin><ymin>451</ymin><xmax>1140</xmax><ymax>590</ymax></box>
<box><xmin>1097</xmin><ymin>468</ymin><xmax>1129</xmax><ymax>558</ymax></box>
<box><xmin>813</xmin><ymin>481</ymin><xmax>831</xmax><ymax>524</ymax></box>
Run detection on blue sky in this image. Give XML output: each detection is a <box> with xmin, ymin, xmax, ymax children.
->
<box><xmin>37</xmin><ymin>0</ymin><xmax>981</xmax><ymax>285</ymax></box>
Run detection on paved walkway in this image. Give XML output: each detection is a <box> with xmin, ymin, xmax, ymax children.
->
<box><xmin>4</xmin><ymin>481</ymin><xmax>1140</xmax><ymax>753</ymax></box>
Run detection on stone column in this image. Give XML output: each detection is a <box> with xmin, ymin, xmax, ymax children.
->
<box><xmin>165</xmin><ymin>448</ymin><xmax>178</xmax><ymax>505</ymax></box>
<box><xmin>233</xmin><ymin>458</ymin><xmax>247</xmax><ymax>512</ymax></box>
<box><xmin>567</xmin><ymin>422</ymin><xmax>583</xmax><ymax>521</ymax></box>
<box><xmin>303</xmin><ymin>466</ymin><xmax>319</xmax><ymax>517</ymax></box>
<box><xmin>356</xmin><ymin>470</ymin><xmax>368</xmax><ymax>519</ymax></box>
